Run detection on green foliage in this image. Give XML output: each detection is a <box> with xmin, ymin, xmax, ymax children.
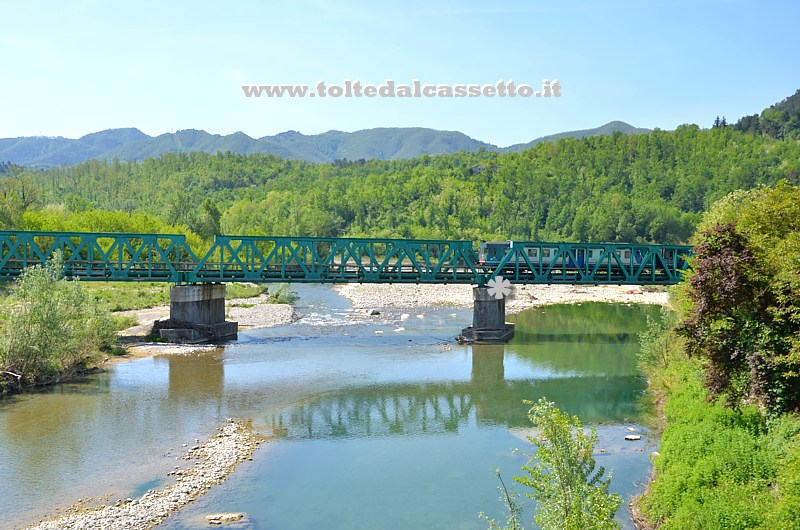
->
<box><xmin>733</xmin><ymin>89</ymin><xmax>800</xmax><ymax>140</ymax></box>
<box><xmin>80</xmin><ymin>282</ymin><xmax>262</xmax><ymax>313</ymax></box>
<box><xmin>20</xmin><ymin>203</ymin><xmax>206</xmax><ymax>246</ymax></box>
<box><xmin>766</xmin><ymin>418</ymin><xmax>800</xmax><ymax>529</ymax></box>
<box><xmin>0</xmin><ymin>253</ymin><xmax>116</xmax><ymax>394</ymax></box>
<box><xmin>637</xmin><ymin>305</ymin><xmax>679</xmax><ymax>371</ymax></box>
<box><xmin>515</xmin><ymin>398</ymin><xmax>621</xmax><ymax>530</ymax></box>
<box><xmin>110</xmin><ymin>313</ymin><xmax>139</xmax><ymax>331</ymax></box>
<box><xmin>224</xmin><ymin>283</ymin><xmax>264</xmax><ymax>299</ymax></box>
<box><xmin>676</xmin><ymin>223</ymin><xmax>764</xmax><ymax>406</ymax></box>
<box><xmin>677</xmin><ymin>183</ymin><xmax>800</xmax><ymax>413</ymax></box>
<box><xmin>0</xmin><ymin>175</ymin><xmax>38</xmax><ymax>228</ymax></box>
<box><xmin>267</xmin><ymin>284</ymin><xmax>299</xmax><ymax>305</ymax></box>
<box><xmin>637</xmin><ymin>351</ymin><xmax>800</xmax><ymax>530</ymax></box>
<box><xmin>82</xmin><ymin>282</ymin><xmax>170</xmax><ymax>312</ymax></box>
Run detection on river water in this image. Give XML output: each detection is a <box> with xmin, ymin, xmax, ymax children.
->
<box><xmin>1</xmin><ymin>285</ymin><xmax>659</xmax><ymax>529</ymax></box>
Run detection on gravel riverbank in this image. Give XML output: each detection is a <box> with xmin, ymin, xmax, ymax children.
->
<box><xmin>23</xmin><ymin>420</ymin><xmax>261</xmax><ymax>530</ymax></box>
<box><xmin>334</xmin><ymin>283</ymin><xmax>669</xmax><ymax>313</ymax></box>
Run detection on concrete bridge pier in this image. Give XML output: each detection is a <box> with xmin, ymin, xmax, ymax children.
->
<box><xmin>154</xmin><ymin>284</ymin><xmax>238</xmax><ymax>342</ymax></box>
<box><xmin>457</xmin><ymin>287</ymin><xmax>515</xmax><ymax>344</ymax></box>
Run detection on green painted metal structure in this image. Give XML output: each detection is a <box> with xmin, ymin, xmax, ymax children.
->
<box><xmin>0</xmin><ymin>231</ymin><xmax>692</xmax><ymax>286</ymax></box>
<box><xmin>480</xmin><ymin>240</ymin><xmax>692</xmax><ymax>285</ymax></box>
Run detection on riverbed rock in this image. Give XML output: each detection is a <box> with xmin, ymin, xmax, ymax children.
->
<box><xmin>204</xmin><ymin>512</ymin><xmax>245</xmax><ymax>523</ymax></box>
<box><xmin>624</xmin><ymin>434</ymin><xmax>642</xmax><ymax>441</ymax></box>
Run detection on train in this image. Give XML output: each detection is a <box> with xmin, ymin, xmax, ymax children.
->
<box><xmin>478</xmin><ymin>240</ymin><xmax>687</xmax><ymax>269</ymax></box>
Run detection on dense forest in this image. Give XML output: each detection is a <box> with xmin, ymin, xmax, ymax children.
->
<box><xmin>1</xmin><ymin>92</ymin><xmax>800</xmax><ymax>245</ymax></box>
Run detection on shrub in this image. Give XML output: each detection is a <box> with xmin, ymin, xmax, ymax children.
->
<box><xmin>0</xmin><ymin>254</ymin><xmax>115</xmax><ymax>393</ymax></box>
<box><xmin>516</xmin><ymin>399</ymin><xmax>621</xmax><ymax>530</ymax></box>
<box><xmin>267</xmin><ymin>284</ymin><xmax>299</xmax><ymax>305</ymax></box>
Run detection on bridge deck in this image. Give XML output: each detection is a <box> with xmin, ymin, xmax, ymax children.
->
<box><xmin>0</xmin><ymin>231</ymin><xmax>692</xmax><ymax>286</ymax></box>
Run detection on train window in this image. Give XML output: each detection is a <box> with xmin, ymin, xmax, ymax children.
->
<box><xmin>543</xmin><ymin>248</ymin><xmax>551</xmax><ymax>258</ymax></box>
<box><xmin>624</xmin><ymin>250</ymin><xmax>631</xmax><ymax>259</ymax></box>
<box><xmin>527</xmin><ymin>248</ymin><xmax>538</xmax><ymax>258</ymax></box>
<box><xmin>588</xmin><ymin>250</ymin><xmax>594</xmax><ymax>258</ymax></box>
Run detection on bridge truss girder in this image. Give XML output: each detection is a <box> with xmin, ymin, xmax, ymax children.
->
<box><xmin>0</xmin><ymin>231</ymin><xmax>692</xmax><ymax>286</ymax></box>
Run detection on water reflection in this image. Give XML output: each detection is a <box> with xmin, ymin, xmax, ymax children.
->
<box><xmin>257</xmin><ymin>303</ymin><xmax>655</xmax><ymax>442</ymax></box>
<box><xmin>164</xmin><ymin>348</ymin><xmax>226</xmax><ymax>402</ymax></box>
<box><xmin>261</xmin><ymin>375</ymin><xmax>646</xmax><ymax>441</ymax></box>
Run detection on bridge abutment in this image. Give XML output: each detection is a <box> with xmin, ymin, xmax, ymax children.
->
<box><xmin>154</xmin><ymin>284</ymin><xmax>238</xmax><ymax>342</ymax></box>
<box><xmin>457</xmin><ymin>287</ymin><xmax>515</xmax><ymax>344</ymax></box>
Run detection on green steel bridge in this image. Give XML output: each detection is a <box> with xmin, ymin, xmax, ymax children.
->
<box><xmin>0</xmin><ymin>230</ymin><xmax>692</xmax><ymax>286</ymax></box>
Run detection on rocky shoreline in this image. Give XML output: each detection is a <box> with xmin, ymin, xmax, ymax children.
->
<box><xmin>24</xmin><ymin>420</ymin><xmax>261</xmax><ymax>530</ymax></box>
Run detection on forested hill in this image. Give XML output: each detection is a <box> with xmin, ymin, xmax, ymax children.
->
<box><xmin>501</xmin><ymin>121</ymin><xmax>650</xmax><ymax>152</ymax></box>
<box><xmin>4</xmin><ymin>124</ymin><xmax>799</xmax><ymax>245</ymax></box>
<box><xmin>734</xmin><ymin>88</ymin><xmax>800</xmax><ymax>139</ymax></box>
<box><xmin>0</xmin><ymin>122</ymin><xmax>643</xmax><ymax>167</ymax></box>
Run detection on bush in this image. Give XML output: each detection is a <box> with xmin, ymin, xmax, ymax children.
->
<box><xmin>516</xmin><ymin>399</ymin><xmax>620</xmax><ymax>530</ymax></box>
<box><xmin>0</xmin><ymin>254</ymin><xmax>116</xmax><ymax>393</ymax></box>
<box><xmin>267</xmin><ymin>284</ymin><xmax>299</xmax><ymax>305</ymax></box>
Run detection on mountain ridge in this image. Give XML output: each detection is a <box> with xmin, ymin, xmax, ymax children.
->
<box><xmin>0</xmin><ymin>122</ymin><xmax>647</xmax><ymax>167</ymax></box>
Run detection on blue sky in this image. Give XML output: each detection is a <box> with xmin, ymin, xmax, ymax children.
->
<box><xmin>2</xmin><ymin>0</ymin><xmax>799</xmax><ymax>147</ymax></box>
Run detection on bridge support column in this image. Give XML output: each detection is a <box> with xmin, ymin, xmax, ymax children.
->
<box><xmin>154</xmin><ymin>284</ymin><xmax>238</xmax><ymax>342</ymax></box>
<box><xmin>457</xmin><ymin>287</ymin><xmax>515</xmax><ymax>344</ymax></box>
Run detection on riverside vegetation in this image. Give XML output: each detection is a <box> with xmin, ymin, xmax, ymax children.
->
<box><xmin>0</xmin><ymin>253</ymin><xmax>117</xmax><ymax>395</ymax></box>
<box><xmin>633</xmin><ymin>183</ymin><xmax>800</xmax><ymax>529</ymax></box>
<box><xmin>482</xmin><ymin>399</ymin><xmax>621</xmax><ymax>530</ymax></box>
<box><xmin>0</xmin><ymin>258</ymin><xmax>279</xmax><ymax>396</ymax></box>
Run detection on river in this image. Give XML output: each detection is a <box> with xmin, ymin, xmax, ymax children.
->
<box><xmin>1</xmin><ymin>285</ymin><xmax>659</xmax><ymax>529</ymax></box>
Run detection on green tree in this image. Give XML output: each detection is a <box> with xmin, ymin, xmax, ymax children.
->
<box><xmin>193</xmin><ymin>198</ymin><xmax>222</xmax><ymax>239</ymax></box>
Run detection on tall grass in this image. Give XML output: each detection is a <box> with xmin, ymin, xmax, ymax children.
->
<box><xmin>635</xmin><ymin>311</ymin><xmax>800</xmax><ymax>529</ymax></box>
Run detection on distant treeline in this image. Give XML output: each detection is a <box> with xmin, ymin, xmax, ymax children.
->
<box><xmin>1</xmin><ymin>124</ymin><xmax>799</xmax><ymax>244</ymax></box>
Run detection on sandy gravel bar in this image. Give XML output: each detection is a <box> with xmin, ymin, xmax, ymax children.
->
<box><xmin>226</xmin><ymin>295</ymin><xmax>298</xmax><ymax>329</ymax></box>
<box><xmin>24</xmin><ymin>419</ymin><xmax>261</xmax><ymax>530</ymax></box>
<box><xmin>334</xmin><ymin>283</ymin><xmax>668</xmax><ymax>313</ymax></box>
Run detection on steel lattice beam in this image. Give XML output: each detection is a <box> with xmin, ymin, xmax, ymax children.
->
<box><xmin>0</xmin><ymin>231</ymin><xmax>692</xmax><ymax>285</ymax></box>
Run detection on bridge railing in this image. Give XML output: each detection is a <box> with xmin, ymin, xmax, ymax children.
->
<box><xmin>0</xmin><ymin>231</ymin><xmax>198</xmax><ymax>282</ymax></box>
<box><xmin>189</xmin><ymin>236</ymin><xmax>481</xmax><ymax>284</ymax></box>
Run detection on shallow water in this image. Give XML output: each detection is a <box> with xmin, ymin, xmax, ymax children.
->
<box><xmin>0</xmin><ymin>285</ymin><xmax>659</xmax><ymax>529</ymax></box>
